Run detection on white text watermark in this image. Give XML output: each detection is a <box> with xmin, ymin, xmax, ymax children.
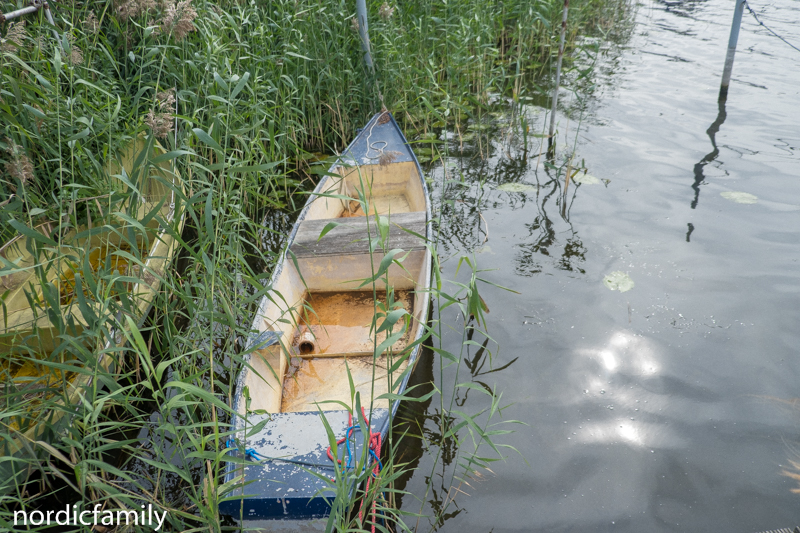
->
<box><xmin>14</xmin><ymin>504</ymin><xmax>167</xmax><ymax>531</ymax></box>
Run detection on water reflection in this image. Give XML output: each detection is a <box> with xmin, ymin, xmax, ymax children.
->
<box><xmin>457</xmin><ymin>328</ymin><xmax>518</xmax><ymax>406</ymax></box>
<box><xmin>570</xmin><ymin>331</ymin><xmax>683</xmax><ymax>450</ymax></box>
<box><xmin>653</xmin><ymin>0</ymin><xmax>713</xmax><ymax>18</ymax></box>
<box><xmin>433</xmin><ymin>149</ymin><xmax>540</xmax><ymax>257</ymax></box>
<box><xmin>691</xmin><ymin>98</ymin><xmax>727</xmax><ymax>210</ymax></box>
<box><xmin>514</xmin><ymin>170</ymin><xmax>587</xmax><ymax>276</ymax></box>
<box><xmin>435</xmin><ymin>113</ymin><xmax>593</xmax><ymax>277</ymax></box>
<box><xmin>578</xmin><ymin>418</ymin><xmax>646</xmax><ymax>446</ymax></box>
<box><xmin>579</xmin><ymin>331</ymin><xmax>662</xmax><ymax>381</ymax></box>
<box><xmin>405</xmin><ymin>0</ymin><xmax>800</xmax><ymax>529</ymax></box>
<box><xmin>393</xmin><ymin>344</ymin><xmax>466</xmax><ymax>528</ymax></box>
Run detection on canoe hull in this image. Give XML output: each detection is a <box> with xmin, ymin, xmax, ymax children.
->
<box><xmin>221</xmin><ymin>112</ymin><xmax>431</xmax><ymax>521</ymax></box>
<box><xmin>0</xmin><ymin>137</ymin><xmax>184</xmax><ymax>491</ymax></box>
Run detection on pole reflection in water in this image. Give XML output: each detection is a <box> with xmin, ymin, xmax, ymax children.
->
<box><xmin>690</xmin><ymin>98</ymin><xmax>728</xmax><ymax>211</ymax></box>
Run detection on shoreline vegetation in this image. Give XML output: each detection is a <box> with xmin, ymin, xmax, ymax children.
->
<box><xmin>1</xmin><ymin>0</ymin><xmax>631</xmax><ymax>530</ymax></box>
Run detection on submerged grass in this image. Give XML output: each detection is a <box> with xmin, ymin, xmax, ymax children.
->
<box><xmin>1</xmin><ymin>0</ymin><xmax>631</xmax><ymax>530</ymax></box>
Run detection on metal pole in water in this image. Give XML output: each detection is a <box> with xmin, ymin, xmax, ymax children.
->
<box><xmin>719</xmin><ymin>0</ymin><xmax>746</xmax><ymax>101</ymax></box>
<box><xmin>548</xmin><ymin>0</ymin><xmax>569</xmax><ymax>154</ymax></box>
<box><xmin>355</xmin><ymin>0</ymin><xmax>374</xmax><ymax>73</ymax></box>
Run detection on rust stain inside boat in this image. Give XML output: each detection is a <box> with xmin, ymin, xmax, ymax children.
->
<box><xmin>280</xmin><ymin>290</ymin><xmax>415</xmax><ymax>412</ymax></box>
<box><xmin>290</xmin><ymin>290</ymin><xmax>413</xmax><ymax>355</ymax></box>
<box><xmin>302</xmin><ymin>290</ymin><xmax>412</xmax><ymax>327</ymax></box>
<box><xmin>281</xmin><ymin>356</ymin><xmax>391</xmax><ymax>413</ymax></box>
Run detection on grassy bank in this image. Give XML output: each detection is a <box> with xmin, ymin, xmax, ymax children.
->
<box><xmin>1</xmin><ymin>0</ymin><xmax>630</xmax><ymax>530</ymax></box>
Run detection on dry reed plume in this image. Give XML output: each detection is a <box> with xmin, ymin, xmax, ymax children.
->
<box><xmin>3</xmin><ymin>138</ymin><xmax>34</xmax><ymax>191</ymax></box>
<box><xmin>65</xmin><ymin>34</ymin><xmax>84</xmax><ymax>66</ymax></box>
<box><xmin>83</xmin><ymin>11</ymin><xmax>100</xmax><ymax>35</ymax></box>
<box><xmin>144</xmin><ymin>88</ymin><xmax>176</xmax><ymax>137</ymax></box>
<box><xmin>116</xmin><ymin>0</ymin><xmax>157</xmax><ymax>21</ymax></box>
<box><xmin>1</xmin><ymin>21</ymin><xmax>26</xmax><ymax>53</ymax></box>
<box><xmin>379</xmin><ymin>3</ymin><xmax>395</xmax><ymax>20</ymax></box>
<box><xmin>161</xmin><ymin>0</ymin><xmax>197</xmax><ymax>41</ymax></box>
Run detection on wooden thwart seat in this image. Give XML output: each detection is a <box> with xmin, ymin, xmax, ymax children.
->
<box><xmin>290</xmin><ymin>211</ymin><xmax>427</xmax><ymax>258</ymax></box>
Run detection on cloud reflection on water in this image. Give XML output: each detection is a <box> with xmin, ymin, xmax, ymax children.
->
<box><xmin>570</xmin><ymin>330</ymin><xmax>685</xmax><ymax>449</ymax></box>
<box><xmin>579</xmin><ymin>331</ymin><xmax>661</xmax><ymax>378</ymax></box>
<box><xmin>578</xmin><ymin>418</ymin><xmax>645</xmax><ymax>446</ymax></box>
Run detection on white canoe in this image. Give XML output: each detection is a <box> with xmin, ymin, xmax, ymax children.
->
<box><xmin>221</xmin><ymin>111</ymin><xmax>432</xmax><ymax>520</ymax></box>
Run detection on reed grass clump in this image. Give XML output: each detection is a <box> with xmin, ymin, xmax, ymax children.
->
<box><xmin>1</xmin><ymin>0</ymin><xmax>632</xmax><ymax>529</ymax></box>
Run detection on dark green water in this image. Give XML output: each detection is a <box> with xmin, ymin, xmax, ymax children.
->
<box><xmin>403</xmin><ymin>0</ymin><xmax>800</xmax><ymax>531</ymax></box>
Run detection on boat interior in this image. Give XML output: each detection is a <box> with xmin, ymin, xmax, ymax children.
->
<box><xmin>305</xmin><ymin>161</ymin><xmax>426</xmax><ymax>219</ymax></box>
<box><xmin>241</xmin><ymin>161</ymin><xmax>429</xmax><ymax>415</ymax></box>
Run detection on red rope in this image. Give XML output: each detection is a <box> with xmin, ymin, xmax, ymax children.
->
<box><xmin>357</xmin><ymin>407</ymin><xmax>382</xmax><ymax>533</ymax></box>
<box><xmin>325</xmin><ymin>408</ymin><xmax>383</xmax><ymax>533</ymax></box>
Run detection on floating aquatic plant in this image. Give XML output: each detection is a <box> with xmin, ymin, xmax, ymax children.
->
<box><xmin>572</xmin><ymin>172</ymin><xmax>602</xmax><ymax>185</ymax></box>
<box><xmin>603</xmin><ymin>271</ymin><xmax>635</xmax><ymax>292</ymax></box>
<box><xmin>497</xmin><ymin>182</ymin><xmax>538</xmax><ymax>193</ymax></box>
<box><xmin>721</xmin><ymin>191</ymin><xmax>758</xmax><ymax>204</ymax></box>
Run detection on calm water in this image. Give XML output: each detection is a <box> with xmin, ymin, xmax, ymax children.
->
<box><xmin>402</xmin><ymin>0</ymin><xmax>800</xmax><ymax>531</ymax></box>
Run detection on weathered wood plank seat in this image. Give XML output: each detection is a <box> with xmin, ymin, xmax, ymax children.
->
<box><xmin>290</xmin><ymin>210</ymin><xmax>427</xmax><ymax>258</ymax></box>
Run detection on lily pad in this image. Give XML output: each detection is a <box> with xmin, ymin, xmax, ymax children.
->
<box><xmin>497</xmin><ymin>182</ymin><xmax>538</xmax><ymax>193</ymax></box>
<box><xmin>721</xmin><ymin>191</ymin><xmax>758</xmax><ymax>204</ymax></box>
<box><xmin>572</xmin><ymin>172</ymin><xmax>601</xmax><ymax>185</ymax></box>
<box><xmin>603</xmin><ymin>271</ymin><xmax>634</xmax><ymax>293</ymax></box>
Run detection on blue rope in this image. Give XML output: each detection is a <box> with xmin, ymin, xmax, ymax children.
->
<box><xmin>332</xmin><ymin>424</ymin><xmax>383</xmax><ymax>477</ymax></box>
<box><xmin>343</xmin><ymin>425</ymin><xmax>360</xmax><ymax>468</ymax></box>
<box><xmin>344</xmin><ymin>426</ymin><xmax>384</xmax><ymax>474</ymax></box>
<box><xmin>369</xmin><ymin>448</ymin><xmax>383</xmax><ymax>472</ymax></box>
<box><xmin>224</xmin><ymin>437</ymin><xmax>262</xmax><ymax>462</ymax></box>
